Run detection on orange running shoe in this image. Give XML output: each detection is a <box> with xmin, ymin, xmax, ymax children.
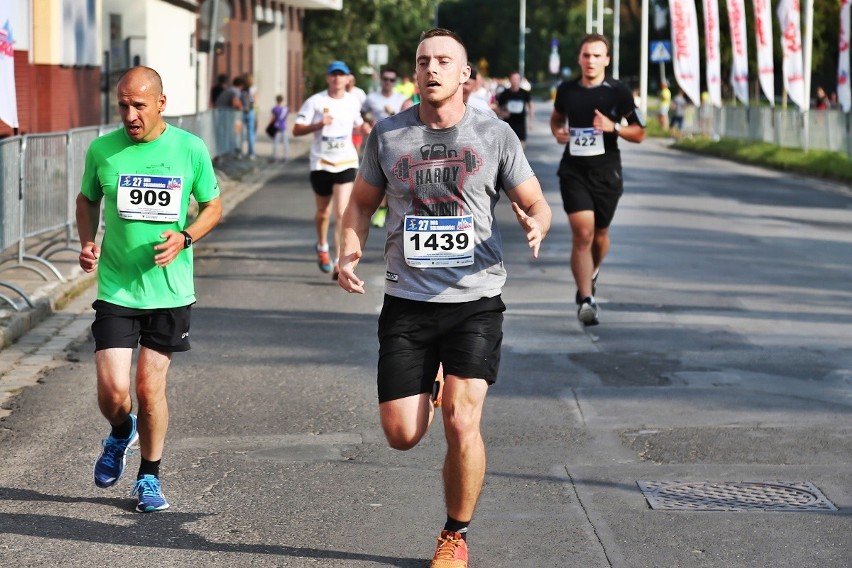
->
<box><xmin>430</xmin><ymin>530</ymin><xmax>468</xmax><ymax>568</ymax></box>
<box><xmin>316</xmin><ymin>246</ymin><xmax>333</xmax><ymax>273</ymax></box>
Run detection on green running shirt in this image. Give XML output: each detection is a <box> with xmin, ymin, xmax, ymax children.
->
<box><xmin>81</xmin><ymin>125</ymin><xmax>219</xmax><ymax>309</ymax></box>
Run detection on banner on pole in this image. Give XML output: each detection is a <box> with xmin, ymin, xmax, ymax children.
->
<box><xmin>702</xmin><ymin>0</ymin><xmax>722</xmax><ymax>107</ymax></box>
<box><xmin>0</xmin><ymin>0</ymin><xmax>19</xmax><ymax>129</ymax></box>
<box><xmin>839</xmin><ymin>0</ymin><xmax>851</xmax><ymax>112</ymax></box>
<box><xmin>753</xmin><ymin>0</ymin><xmax>774</xmax><ymax>105</ymax></box>
<box><xmin>668</xmin><ymin>0</ymin><xmax>701</xmax><ymax>105</ymax></box>
<box><xmin>726</xmin><ymin>0</ymin><xmax>749</xmax><ymax>105</ymax></box>
<box><xmin>777</xmin><ymin>0</ymin><xmax>806</xmax><ymax>109</ymax></box>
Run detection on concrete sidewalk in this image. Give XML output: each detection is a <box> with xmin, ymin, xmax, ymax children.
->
<box><xmin>0</xmin><ymin>134</ymin><xmax>308</xmax><ymax>416</ymax></box>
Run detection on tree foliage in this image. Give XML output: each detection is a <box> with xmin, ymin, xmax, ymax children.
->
<box><xmin>301</xmin><ymin>0</ymin><xmax>433</xmax><ymax>94</ymax></box>
<box><xmin>302</xmin><ymin>0</ymin><xmax>843</xmax><ymax>101</ymax></box>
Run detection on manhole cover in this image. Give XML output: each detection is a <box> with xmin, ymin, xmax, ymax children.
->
<box><xmin>637</xmin><ymin>481</ymin><xmax>837</xmax><ymax>511</ymax></box>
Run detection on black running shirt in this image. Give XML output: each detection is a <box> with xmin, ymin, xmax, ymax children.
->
<box><xmin>553</xmin><ymin>77</ymin><xmax>643</xmax><ymax>168</ymax></box>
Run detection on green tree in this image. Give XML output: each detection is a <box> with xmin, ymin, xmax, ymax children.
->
<box><xmin>302</xmin><ymin>0</ymin><xmax>434</xmax><ymax>94</ymax></box>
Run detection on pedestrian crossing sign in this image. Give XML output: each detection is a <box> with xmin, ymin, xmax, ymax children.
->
<box><xmin>650</xmin><ymin>41</ymin><xmax>672</xmax><ymax>63</ymax></box>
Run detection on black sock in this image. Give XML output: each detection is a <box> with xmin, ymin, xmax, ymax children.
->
<box><xmin>444</xmin><ymin>516</ymin><xmax>469</xmax><ymax>540</ymax></box>
<box><xmin>110</xmin><ymin>417</ymin><xmax>133</xmax><ymax>440</ymax></box>
<box><xmin>138</xmin><ymin>458</ymin><xmax>161</xmax><ymax>479</ymax></box>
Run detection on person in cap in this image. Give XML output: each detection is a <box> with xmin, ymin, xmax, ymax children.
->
<box><xmin>293</xmin><ymin>60</ymin><xmax>370</xmax><ymax>279</ymax></box>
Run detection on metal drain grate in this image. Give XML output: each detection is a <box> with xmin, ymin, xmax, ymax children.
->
<box><xmin>637</xmin><ymin>481</ymin><xmax>837</xmax><ymax>511</ymax></box>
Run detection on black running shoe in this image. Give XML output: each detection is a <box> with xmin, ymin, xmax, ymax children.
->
<box><xmin>577</xmin><ymin>297</ymin><xmax>599</xmax><ymax>326</ymax></box>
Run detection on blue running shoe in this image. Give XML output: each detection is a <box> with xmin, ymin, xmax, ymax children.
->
<box><xmin>132</xmin><ymin>475</ymin><xmax>170</xmax><ymax>513</ymax></box>
<box><xmin>93</xmin><ymin>414</ymin><xmax>138</xmax><ymax>488</ymax></box>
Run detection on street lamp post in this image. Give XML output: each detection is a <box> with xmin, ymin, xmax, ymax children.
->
<box><xmin>519</xmin><ymin>0</ymin><xmax>526</xmax><ymax>78</ymax></box>
<box><xmin>434</xmin><ymin>0</ymin><xmax>441</xmax><ymax>28</ymax></box>
<box><xmin>586</xmin><ymin>0</ymin><xmax>593</xmax><ymax>33</ymax></box>
<box><xmin>639</xmin><ymin>0</ymin><xmax>649</xmax><ymax>120</ymax></box>
<box><xmin>613</xmin><ymin>0</ymin><xmax>620</xmax><ymax>79</ymax></box>
<box><xmin>597</xmin><ymin>0</ymin><xmax>604</xmax><ymax>32</ymax></box>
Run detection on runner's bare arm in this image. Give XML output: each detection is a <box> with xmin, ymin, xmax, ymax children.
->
<box><xmin>154</xmin><ymin>197</ymin><xmax>223</xmax><ymax>268</ymax></box>
<box><xmin>550</xmin><ymin>109</ymin><xmax>569</xmax><ymax>145</ymax></box>
<box><xmin>506</xmin><ymin>177</ymin><xmax>552</xmax><ymax>259</ymax></box>
<box><xmin>338</xmin><ymin>174</ymin><xmax>385</xmax><ymax>294</ymax></box>
<box><xmin>76</xmin><ymin>193</ymin><xmax>102</xmax><ymax>273</ymax></box>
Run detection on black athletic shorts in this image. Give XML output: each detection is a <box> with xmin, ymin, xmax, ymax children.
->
<box><xmin>91</xmin><ymin>300</ymin><xmax>192</xmax><ymax>353</ymax></box>
<box><xmin>376</xmin><ymin>294</ymin><xmax>505</xmax><ymax>403</ymax></box>
<box><xmin>309</xmin><ymin>168</ymin><xmax>357</xmax><ymax>197</ymax></box>
<box><xmin>558</xmin><ymin>161</ymin><xmax>624</xmax><ymax>228</ymax></box>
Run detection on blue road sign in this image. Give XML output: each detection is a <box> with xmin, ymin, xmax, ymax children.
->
<box><xmin>650</xmin><ymin>41</ymin><xmax>672</xmax><ymax>63</ymax></box>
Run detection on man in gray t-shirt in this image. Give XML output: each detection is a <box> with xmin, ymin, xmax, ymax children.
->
<box><xmin>337</xmin><ymin>28</ymin><xmax>551</xmax><ymax>568</ymax></box>
<box><xmin>357</xmin><ymin>102</ymin><xmax>532</xmax><ymax>303</ymax></box>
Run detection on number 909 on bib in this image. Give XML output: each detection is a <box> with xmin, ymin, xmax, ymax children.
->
<box><xmin>117</xmin><ymin>174</ymin><xmax>183</xmax><ymax>222</ymax></box>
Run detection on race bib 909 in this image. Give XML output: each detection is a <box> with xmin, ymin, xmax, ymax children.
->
<box><xmin>117</xmin><ymin>174</ymin><xmax>182</xmax><ymax>222</ymax></box>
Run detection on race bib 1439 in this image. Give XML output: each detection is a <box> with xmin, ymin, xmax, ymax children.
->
<box><xmin>403</xmin><ymin>215</ymin><xmax>475</xmax><ymax>268</ymax></box>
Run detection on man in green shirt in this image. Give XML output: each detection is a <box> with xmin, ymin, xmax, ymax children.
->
<box><xmin>76</xmin><ymin>66</ymin><xmax>222</xmax><ymax>513</ymax></box>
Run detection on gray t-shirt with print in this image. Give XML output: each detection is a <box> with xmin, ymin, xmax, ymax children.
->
<box><xmin>359</xmin><ymin>104</ymin><xmax>536</xmax><ymax>303</ymax></box>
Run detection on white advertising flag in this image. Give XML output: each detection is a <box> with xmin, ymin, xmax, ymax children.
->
<box><xmin>839</xmin><ymin>0</ymin><xmax>851</xmax><ymax>112</ymax></box>
<box><xmin>726</xmin><ymin>0</ymin><xmax>749</xmax><ymax>105</ymax></box>
<box><xmin>752</xmin><ymin>0</ymin><xmax>774</xmax><ymax>104</ymax></box>
<box><xmin>668</xmin><ymin>0</ymin><xmax>702</xmax><ymax>105</ymax></box>
<box><xmin>777</xmin><ymin>0</ymin><xmax>806</xmax><ymax>109</ymax></box>
<box><xmin>0</xmin><ymin>0</ymin><xmax>19</xmax><ymax>129</ymax></box>
<box><xmin>703</xmin><ymin>0</ymin><xmax>723</xmax><ymax>107</ymax></box>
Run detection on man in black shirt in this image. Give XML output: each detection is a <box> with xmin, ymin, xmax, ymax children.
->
<box><xmin>496</xmin><ymin>71</ymin><xmax>533</xmax><ymax>147</ymax></box>
<box><xmin>549</xmin><ymin>33</ymin><xmax>645</xmax><ymax>326</ymax></box>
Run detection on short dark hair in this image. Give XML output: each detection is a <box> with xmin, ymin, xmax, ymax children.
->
<box><xmin>419</xmin><ymin>28</ymin><xmax>467</xmax><ymax>59</ymax></box>
<box><xmin>382</xmin><ymin>67</ymin><xmax>398</xmax><ymax>77</ymax></box>
<box><xmin>579</xmin><ymin>33</ymin><xmax>611</xmax><ymax>55</ymax></box>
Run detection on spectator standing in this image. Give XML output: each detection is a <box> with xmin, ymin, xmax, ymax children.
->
<box><xmin>670</xmin><ymin>88</ymin><xmax>687</xmax><ymax>135</ymax></box>
<box><xmin>815</xmin><ymin>86</ymin><xmax>829</xmax><ymax>110</ymax></box>
<box><xmin>658</xmin><ymin>81</ymin><xmax>671</xmax><ymax>130</ymax></box>
<box><xmin>215</xmin><ymin>76</ymin><xmax>244</xmax><ymax>156</ymax></box>
<box><xmin>210</xmin><ymin>73</ymin><xmax>228</xmax><ymax>108</ymax></box>
<box><xmin>241</xmin><ymin>74</ymin><xmax>258</xmax><ymax>160</ymax></box>
<box><xmin>270</xmin><ymin>95</ymin><xmax>289</xmax><ymax>161</ymax></box>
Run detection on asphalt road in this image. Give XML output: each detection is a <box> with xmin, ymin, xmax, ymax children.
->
<box><xmin>0</xmin><ymin>110</ymin><xmax>850</xmax><ymax>567</ymax></box>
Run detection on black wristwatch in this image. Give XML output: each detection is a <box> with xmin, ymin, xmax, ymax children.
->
<box><xmin>180</xmin><ymin>230</ymin><xmax>193</xmax><ymax>249</ymax></box>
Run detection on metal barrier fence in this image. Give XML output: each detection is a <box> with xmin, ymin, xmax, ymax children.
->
<box><xmin>0</xmin><ymin>109</ymin><xmax>240</xmax><ymax>310</ymax></box>
<box><xmin>683</xmin><ymin>107</ymin><xmax>852</xmax><ymax>157</ymax></box>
